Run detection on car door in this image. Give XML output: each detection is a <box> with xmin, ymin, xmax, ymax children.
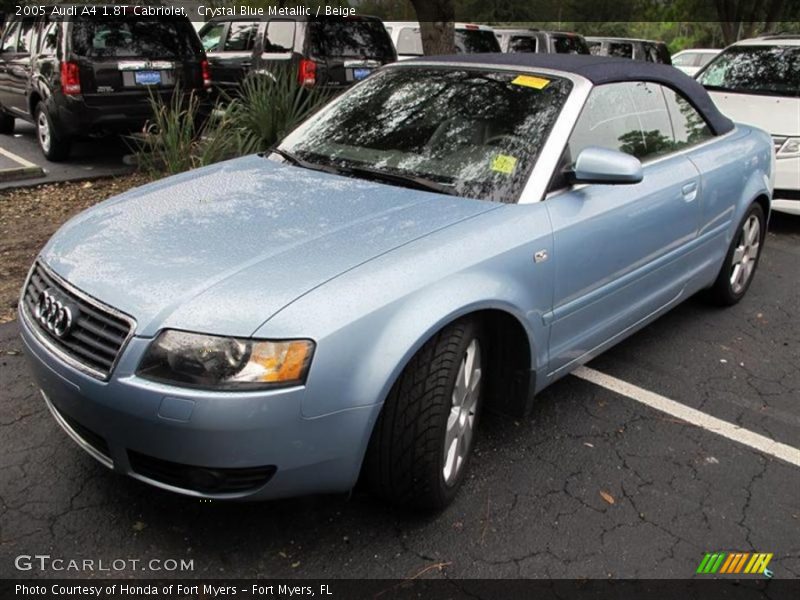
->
<box><xmin>255</xmin><ymin>19</ymin><xmax>296</xmax><ymax>79</ymax></box>
<box><xmin>203</xmin><ymin>20</ymin><xmax>258</xmax><ymax>92</ymax></box>
<box><xmin>4</xmin><ymin>19</ymin><xmax>35</xmax><ymax>113</ymax></box>
<box><xmin>0</xmin><ymin>20</ymin><xmax>22</xmax><ymax>110</ymax></box>
<box><xmin>545</xmin><ymin>81</ymin><xmax>702</xmax><ymax>376</ymax></box>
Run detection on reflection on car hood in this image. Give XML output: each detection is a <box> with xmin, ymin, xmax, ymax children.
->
<box><xmin>707</xmin><ymin>90</ymin><xmax>800</xmax><ymax>136</ymax></box>
<box><xmin>42</xmin><ymin>155</ymin><xmax>497</xmax><ymax>337</ymax></box>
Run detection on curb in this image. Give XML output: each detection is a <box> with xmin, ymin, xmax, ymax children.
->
<box><xmin>0</xmin><ymin>164</ymin><xmax>45</xmax><ymax>183</ymax></box>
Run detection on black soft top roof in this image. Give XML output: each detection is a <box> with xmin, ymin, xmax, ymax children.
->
<box><xmin>407</xmin><ymin>53</ymin><xmax>734</xmax><ymax>135</ymax></box>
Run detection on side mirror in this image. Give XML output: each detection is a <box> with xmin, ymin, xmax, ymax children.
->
<box><xmin>571</xmin><ymin>146</ymin><xmax>643</xmax><ymax>185</ymax></box>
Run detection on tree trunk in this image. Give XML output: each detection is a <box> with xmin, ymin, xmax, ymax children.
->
<box><xmin>409</xmin><ymin>0</ymin><xmax>456</xmax><ymax>55</ymax></box>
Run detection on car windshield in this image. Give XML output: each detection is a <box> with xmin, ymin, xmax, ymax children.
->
<box><xmin>456</xmin><ymin>29</ymin><xmax>502</xmax><ymax>53</ymax></box>
<box><xmin>71</xmin><ymin>18</ymin><xmax>200</xmax><ymax>58</ymax></box>
<box><xmin>698</xmin><ymin>45</ymin><xmax>800</xmax><ymax>96</ymax></box>
<box><xmin>278</xmin><ymin>67</ymin><xmax>572</xmax><ymax>203</ymax></box>
<box><xmin>309</xmin><ymin>19</ymin><xmax>395</xmax><ymax>60</ymax></box>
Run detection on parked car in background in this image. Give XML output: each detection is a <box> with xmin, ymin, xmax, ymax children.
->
<box><xmin>671</xmin><ymin>48</ymin><xmax>719</xmax><ymax>76</ymax></box>
<box><xmin>383</xmin><ymin>22</ymin><xmax>501</xmax><ymax>59</ymax></box>
<box><xmin>198</xmin><ymin>16</ymin><xmax>396</xmax><ymax>94</ymax></box>
<box><xmin>21</xmin><ymin>54</ymin><xmax>772</xmax><ymax>509</ymax></box>
<box><xmin>586</xmin><ymin>37</ymin><xmax>672</xmax><ymax>64</ymax></box>
<box><xmin>698</xmin><ymin>35</ymin><xmax>800</xmax><ymax>215</ymax></box>
<box><xmin>494</xmin><ymin>28</ymin><xmax>590</xmax><ymax>54</ymax></box>
<box><xmin>0</xmin><ymin>14</ymin><xmax>210</xmax><ymax>161</ymax></box>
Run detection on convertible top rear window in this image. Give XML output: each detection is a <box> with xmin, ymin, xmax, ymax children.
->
<box><xmin>279</xmin><ymin>67</ymin><xmax>572</xmax><ymax>203</ymax></box>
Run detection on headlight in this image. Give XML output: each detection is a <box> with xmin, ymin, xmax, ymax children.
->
<box><xmin>137</xmin><ymin>330</ymin><xmax>314</xmax><ymax>389</ymax></box>
<box><xmin>777</xmin><ymin>137</ymin><xmax>800</xmax><ymax>159</ymax></box>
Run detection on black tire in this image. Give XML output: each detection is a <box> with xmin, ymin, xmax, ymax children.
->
<box><xmin>35</xmin><ymin>103</ymin><xmax>71</xmax><ymax>161</ymax></box>
<box><xmin>706</xmin><ymin>202</ymin><xmax>766</xmax><ymax>306</ymax></box>
<box><xmin>365</xmin><ymin>318</ymin><xmax>485</xmax><ymax>510</ymax></box>
<box><xmin>0</xmin><ymin>111</ymin><xmax>14</xmax><ymax>134</ymax></box>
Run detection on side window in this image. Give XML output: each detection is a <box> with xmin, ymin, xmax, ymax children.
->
<box><xmin>608</xmin><ymin>42</ymin><xmax>632</xmax><ymax>59</ymax></box>
<box><xmin>626</xmin><ymin>82</ymin><xmax>675</xmax><ymax>159</ymax></box>
<box><xmin>509</xmin><ymin>35</ymin><xmax>537</xmax><ymax>53</ymax></box>
<box><xmin>396</xmin><ymin>27</ymin><xmax>422</xmax><ymax>56</ymax></box>
<box><xmin>38</xmin><ymin>21</ymin><xmax>58</xmax><ymax>55</ymax></box>
<box><xmin>643</xmin><ymin>43</ymin><xmax>659</xmax><ymax>62</ymax></box>
<box><xmin>200</xmin><ymin>22</ymin><xmax>225</xmax><ymax>52</ymax></box>
<box><xmin>264</xmin><ymin>20</ymin><xmax>295</xmax><ymax>53</ymax></box>
<box><xmin>568</xmin><ymin>81</ymin><xmax>678</xmax><ymax>165</ymax></box>
<box><xmin>662</xmin><ymin>86</ymin><xmax>713</xmax><ymax>148</ymax></box>
<box><xmin>1</xmin><ymin>21</ymin><xmax>21</xmax><ymax>53</ymax></box>
<box><xmin>224</xmin><ymin>22</ymin><xmax>257</xmax><ymax>52</ymax></box>
<box><xmin>567</xmin><ymin>82</ymin><xmax>643</xmax><ymax>161</ymax></box>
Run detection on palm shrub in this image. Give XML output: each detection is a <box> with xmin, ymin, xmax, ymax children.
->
<box><xmin>135</xmin><ymin>66</ymin><xmax>332</xmax><ymax>175</ymax></box>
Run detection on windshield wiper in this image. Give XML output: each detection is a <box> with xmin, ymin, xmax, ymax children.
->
<box><xmin>268</xmin><ymin>147</ymin><xmax>342</xmax><ymax>177</ymax></box>
<box><xmin>269</xmin><ymin>149</ymin><xmax>457</xmax><ymax>196</ymax></box>
<box><xmin>334</xmin><ymin>164</ymin><xmax>457</xmax><ymax>196</ymax></box>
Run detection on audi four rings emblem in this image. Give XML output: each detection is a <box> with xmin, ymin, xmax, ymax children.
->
<box><xmin>34</xmin><ymin>289</ymin><xmax>78</xmax><ymax>338</ymax></box>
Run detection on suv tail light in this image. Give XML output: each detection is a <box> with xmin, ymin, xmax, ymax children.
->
<box><xmin>200</xmin><ymin>59</ymin><xmax>211</xmax><ymax>89</ymax></box>
<box><xmin>298</xmin><ymin>58</ymin><xmax>317</xmax><ymax>87</ymax></box>
<box><xmin>60</xmin><ymin>61</ymin><xmax>81</xmax><ymax>95</ymax></box>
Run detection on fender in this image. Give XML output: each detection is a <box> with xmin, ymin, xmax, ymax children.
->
<box><xmin>258</xmin><ymin>202</ymin><xmax>556</xmax><ymax>419</ymax></box>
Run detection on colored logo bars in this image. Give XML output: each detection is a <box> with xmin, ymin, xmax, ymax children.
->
<box><xmin>696</xmin><ymin>552</ymin><xmax>773</xmax><ymax>575</ymax></box>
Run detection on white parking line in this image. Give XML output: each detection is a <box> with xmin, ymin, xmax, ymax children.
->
<box><xmin>0</xmin><ymin>146</ymin><xmax>38</xmax><ymax>168</ymax></box>
<box><xmin>573</xmin><ymin>366</ymin><xmax>800</xmax><ymax>468</ymax></box>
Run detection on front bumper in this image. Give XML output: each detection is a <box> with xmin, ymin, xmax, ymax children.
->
<box><xmin>20</xmin><ymin>311</ymin><xmax>379</xmax><ymax>500</ymax></box>
<box><xmin>772</xmin><ymin>156</ymin><xmax>800</xmax><ymax>216</ymax></box>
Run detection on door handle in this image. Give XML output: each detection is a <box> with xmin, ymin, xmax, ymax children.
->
<box><xmin>681</xmin><ymin>181</ymin><xmax>698</xmax><ymax>202</ymax></box>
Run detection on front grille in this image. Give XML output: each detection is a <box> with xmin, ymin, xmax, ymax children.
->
<box><xmin>57</xmin><ymin>408</ymin><xmax>111</xmax><ymax>459</ymax></box>
<box><xmin>128</xmin><ymin>450</ymin><xmax>277</xmax><ymax>495</ymax></box>
<box><xmin>22</xmin><ymin>262</ymin><xmax>134</xmax><ymax>379</ymax></box>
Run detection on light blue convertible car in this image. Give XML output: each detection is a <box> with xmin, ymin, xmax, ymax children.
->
<box><xmin>20</xmin><ymin>55</ymin><xmax>773</xmax><ymax>509</ymax></box>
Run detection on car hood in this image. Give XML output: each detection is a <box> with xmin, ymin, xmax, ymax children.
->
<box><xmin>707</xmin><ymin>90</ymin><xmax>800</xmax><ymax>136</ymax></box>
<box><xmin>42</xmin><ymin>155</ymin><xmax>497</xmax><ymax>337</ymax></box>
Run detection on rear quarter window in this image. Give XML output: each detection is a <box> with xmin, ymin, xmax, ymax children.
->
<box><xmin>264</xmin><ymin>20</ymin><xmax>295</xmax><ymax>53</ymax></box>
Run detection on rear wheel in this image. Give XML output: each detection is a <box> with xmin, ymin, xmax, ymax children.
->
<box><xmin>35</xmin><ymin>103</ymin><xmax>71</xmax><ymax>161</ymax></box>
<box><xmin>707</xmin><ymin>203</ymin><xmax>765</xmax><ymax>305</ymax></box>
<box><xmin>365</xmin><ymin>318</ymin><xmax>485</xmax><ymax>510</ymax></box>
<box><xmin>0</xmin><ymin>111</ymin><xmax>14</xmax><ymax>134</ymax></box>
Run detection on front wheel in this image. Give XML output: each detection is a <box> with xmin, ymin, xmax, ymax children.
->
<box><xmin>364</xmin><ymin>318</ymin><xmax>485</xmax><ymax>510</ymax></box>
<box><xmin>35</xmin><ymin>103</ymin><xmax>71</xmax><ymax>161</ymax></box>
<box><xmin>707</xmin><ymin>203</ymin><xmax>765</xmax><ymax>305</ymax></box>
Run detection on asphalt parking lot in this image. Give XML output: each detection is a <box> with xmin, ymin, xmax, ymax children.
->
<box><xmin>0</xmin><ymin>119</ymin><xmax>132</xmax><ymax>191</ymax></box>
<box><xmin>0</xmin><ymin>213</ymin><xmax>797</xmax><ymax>580</ymax></box>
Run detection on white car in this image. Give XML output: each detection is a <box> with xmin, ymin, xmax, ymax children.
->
<box><xmin>671</xmin><ymin>48</ymin><xmax>720</xmax><ymax>76</ymax></box>
<box><xmin>698</xmin><ymin>35</ymin><xmax>800</xmax><ymax>215</ymax></box>
<box><xmin>383</xmin><ymin>21</ymin><xmax>501</xmax><ymax>59</ymax></box>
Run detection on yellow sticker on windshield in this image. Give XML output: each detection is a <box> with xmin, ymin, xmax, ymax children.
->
<box><xmin>512</xmin><ymin>75</ymin><xmax>550</xmax><ymax>89</ymax></box>
<box><xmin>491</xmin><ymin>154</ymin><xmax>518</xmax><ymax>175</ymax></box>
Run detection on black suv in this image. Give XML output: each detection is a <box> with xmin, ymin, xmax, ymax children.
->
<box><xmin>0</xmin><ymin>14</ymin><xmax>209</xmax><ymax>160</ymax></box>
<box><xmin>198</xmin><ymin>16</ymin><xmax>396</xmax><ymax>95</ymax></box>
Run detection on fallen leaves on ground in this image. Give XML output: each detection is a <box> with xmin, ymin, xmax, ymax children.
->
<box><xmin>599</xmin><ymin>490</ymin><xmax>616</xmax><ymax>505</ymax></box>
<box><xmin>0</xmin><ymin>173</ymin><xmax>154</xmax><ymax>321</ymax></box>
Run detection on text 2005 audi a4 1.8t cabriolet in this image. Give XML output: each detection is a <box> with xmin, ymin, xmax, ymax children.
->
<box><xmin>21</xmin><ymin>55</ymin><xmax>773</xmax><ymax>509</ymax></box>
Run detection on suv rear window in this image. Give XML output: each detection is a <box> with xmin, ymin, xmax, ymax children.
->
<box><xmin>456</xmin><ymin>29</ymin><xmax>501</xmax><ymax>53</ymax></box>
<box><xmin>308</xmin><ymin>19</ymin><xmax>394</xmax><ymax>60</ymax></box>
<box><xmin>71</xmin><ymin>19</ymin><xmax>200</xmax><ymax>58</ymax></box>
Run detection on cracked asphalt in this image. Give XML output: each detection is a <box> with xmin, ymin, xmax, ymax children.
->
<box><xmin>0</xmin><ymin>214</ymin><xmax>798</xmax><ymax>581</ymax></box>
